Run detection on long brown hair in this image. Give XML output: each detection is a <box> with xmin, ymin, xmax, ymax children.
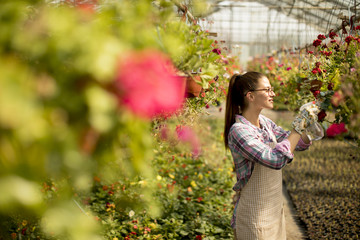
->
<box><xmin>224</xmin><ymin>72</ymin><xmax>265</xmax><ymax>148</ymax></box>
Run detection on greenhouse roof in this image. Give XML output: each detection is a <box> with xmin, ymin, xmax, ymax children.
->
<box><xmin>210</xmin><ymin>0</ymin><xmax>359</xmax><ymax>33</ymax></box>
<box><xmin>200</xmin><ymin>0</ymin><xmax>360</xmax><ymax>62</ymax></box>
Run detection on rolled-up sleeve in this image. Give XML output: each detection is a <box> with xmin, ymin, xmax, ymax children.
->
<box><xmin>229</xmin><ymin>124</ymin><xmax>293</xmax><ymax>170</ymax></box>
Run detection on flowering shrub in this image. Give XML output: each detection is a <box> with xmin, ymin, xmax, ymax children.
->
<box><xmin>85</xmin><ymin>118</ymin><xmax>235</xmax><ymax>239</ymax></box>
<box><xmin>248</xmin><ymin>26</ymin><xmax>360</xmax><ymax>145</ymax></box>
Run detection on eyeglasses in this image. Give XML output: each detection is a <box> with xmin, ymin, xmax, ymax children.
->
<box><xmin>245</xmin><ymin>87</ymin><xmax>274</xmax><ymax>96</ymax></box>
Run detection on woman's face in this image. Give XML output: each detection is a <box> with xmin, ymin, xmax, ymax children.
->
<box><xmin>251</xmin><ymin>77</ymin><xmax>275</xmax><ymax>110</ymax></box>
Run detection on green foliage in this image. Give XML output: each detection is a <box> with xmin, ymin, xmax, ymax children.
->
<box><xmin>0</xmin><ymin>1</ymin><xmax>238</xmax><ymax>238</ymax></box>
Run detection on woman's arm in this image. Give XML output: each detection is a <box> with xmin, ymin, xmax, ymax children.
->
<box><xmin>230</xmin><ymin>124</ymin><xmax>294</xmax><ymax>169</ymax></box>
<box><xmin>287</xmin><ymin>129</ymin><xmax>311</xmax><ymax>153</ymax></box>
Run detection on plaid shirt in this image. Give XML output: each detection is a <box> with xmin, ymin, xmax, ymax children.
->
<box><xmin>229</xmin><ymin>114</ymin><xmax>311</xmax><ymax>193</ymax></box>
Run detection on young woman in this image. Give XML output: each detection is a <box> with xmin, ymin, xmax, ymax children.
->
<box><xmin>224</xmin><ymin>72</ymin><xmax>320</xmax><ymax>240</ymax></box>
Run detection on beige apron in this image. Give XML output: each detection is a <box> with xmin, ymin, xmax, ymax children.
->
<box><xmin>234</xmin><ymin>123</ymin><xmax>286</xmax><ymax>240</ymax></box>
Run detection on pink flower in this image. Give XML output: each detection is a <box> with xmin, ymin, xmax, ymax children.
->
<box><xmin>326</xmin><ymin>123</ymin><xmax>347</xmax><ymax>137</ymax></box>
<box><xmin>176</xmin><ymin>126</ymin><xmax>201</xmax><ymax>157</ymax></box>
<box><xmin>115</xmin><ymin>50</ymin><xmax>185</xmax><ymax>119</ymax></box>
<box><xmin>331</xmin><ymin>91</ymin><xmax>344</xmax><ymax>107</ymax></box>
<box><xmin>286</xmin><ymin>67</ymin><xmax>292</xmax><ymax>71</ymax></box>
<box><xmin>307</xmin><ymin>51</ymin><xmax>314</xmax><ymax>54</ymax></box>
<box><xmin>356</xmin><ymin>25</ymin><xmax>360</xmax><ymax>30</ymax></box>
<box><xmin>159</xmin><ymin>125</ymin><xmax>169</xmax><ymax>140</ymax></box>
<box><xmin>212</xmin><ymin>48</ymin><xmax>221</xmax><ymax>55</ymax></box>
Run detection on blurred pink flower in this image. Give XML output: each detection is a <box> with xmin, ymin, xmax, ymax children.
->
<box><xmin>176</xmin><ymin>125</ymin><xmax>201</xmax><ymax>157</ymax></box>
<box><xmin>115</xmin><ymin>50</ymin><xmax>185</xmax><ymax>119</ymax></box>
<box><xmin>331</xmin><ymin>91</ymin><xmax>344</xmax><ymax>107</ymax></box>
<box><xmin>326</xmin><ymin>123</ymin><xmax>347</xmax><ymax>137</ymax></box>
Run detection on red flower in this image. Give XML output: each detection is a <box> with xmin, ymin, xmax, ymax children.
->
<box><xmin>312</xmin><ymin>90</ymin><xmax>320</xmax><ymax>98</ymax></box>
<box><xmin>322</xmin><ymin>51</ymin><xmax>332</xmax><ymax>56</ymax></box>
<box><xmin>212</xmin><ymin>48</ymin><xmax>221</xmax><ymax>55</ymax></box>
<box><xmin>315</xmin><ymin>62</ymin><xmax>321</xmax><ymax>67</ymax></box>
<box><xmin>330</xmin><ymin>39</ymin><xmax>337</xmax><ymax>43</ymax></box>
<box><xmin>196</xmin><ymin>235</ymin><xmax>203</xmax><ymax>240</ymax></box>
<box><xmin>317</xmin><ymin>34</ymin><xmax>326</xmax><ymax>40</ymax></box>
<box><xmin>311</xmin><ymin>68</ymin><xmax>322</xmax><ymax>75</ymax></box>
<box><xmin>356</xmin><ymin>25</ymin><xmax>360</xmax><ymax>30</ymax></box>
<box><xmin>329</xmin><ymin>32</ymin><xmax>338</xmax><ymax>39</ymax></box>
<box><xmin>313</xmin><ymin>39</ymin><xmax>322</xmax><ymax>47</ymax></box>
<box><xmin>197</xmin><ymin>197</ymin><xmax>203</xmax><ymax>202</ymax></box>
<box><xmin>307</xmin><ymin>51</ymin><xmax>314</xmax><ymax>54</ymax></box>
<box><xmin>326</xmin><ymin>123</ymin><xmax>347</xmax><ymax>137</ymax></box>
<box><xmin>184</xmin><ymin>175</ymin><xmax>189</xmax><ymax>180</ymax></box>
<box><xmin>327</xmin><ymin>82</ymin><xmax>334</xmax><ymax>90</ymax></box>
<box><xmin>317</xmin><ymin>110</ymin><xmax>327</xmax><ymax>122</ymax></box>
<box><xmin>115</xmin><ymin>49</ymin><xmax>185</xmax><ymax>119</ymax></box>
<box><xmin>345</xmin><ymin>36</ymin><xmax>354</xmax><ymax>44</ymax></box>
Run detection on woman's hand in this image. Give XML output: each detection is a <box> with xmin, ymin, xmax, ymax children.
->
<box><xmin>292</xmin><ymin>102</ymin><xmax>321</xmax><ymax>134</ymax></box>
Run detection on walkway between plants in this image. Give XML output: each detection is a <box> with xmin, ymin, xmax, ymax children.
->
<box><xmin>205</xmin><ymin>105</ymin><xmax>306</xmax><ymax>239</ymax></box>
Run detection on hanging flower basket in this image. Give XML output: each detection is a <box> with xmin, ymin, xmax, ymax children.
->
<box><xmin>185</xmin><ymin>75</ymin><xmax>202</xmax><ymax>98</ymax></box>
